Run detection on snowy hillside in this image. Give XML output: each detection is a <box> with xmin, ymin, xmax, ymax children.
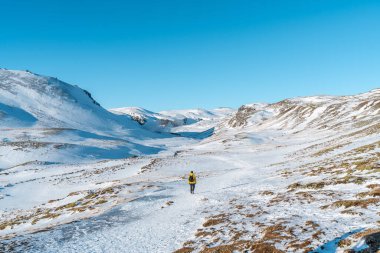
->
<box><xmin>0</xmin><ymin>69</ymin><xmax>139</xmax><ymax>131</ymax></box>
<box><xmin>226</xmin><ymin>90</ymin><xmax>380</xmax><ymax>130</ymax></box>
<box><xmin>110</xmin><ymin>107</ymin><xmax>235</xmax><ymax>132</ymax></box>
<box><xmin>0</xmin><ymin>72</ymin><xmax>379</xmax><ymax>253</ymax></box>
<box><xmin>0</xmin><ymin>70</ymin><xmax>204</xmax><ymax>168</ymax></box>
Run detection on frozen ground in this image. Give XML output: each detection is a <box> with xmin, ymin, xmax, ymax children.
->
<box><xmin>0</xmin><ymin>70</ymin><xmax>379</xmax><ymax>252</ymax></box>
<box><xmin>1</xmin><ymin>125</ymin><xmax>379</xmax><ymax>252</ymax></box>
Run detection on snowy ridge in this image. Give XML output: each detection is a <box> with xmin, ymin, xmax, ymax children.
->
<box><xmin>225</xmin><ymin>89</ymin><xmax>380</xmax><ymax>131</ymax></box>
<box><xmin>0</xmin><ymin>69</ymin><xmax>138</xmax><ymax>131</ymax></box>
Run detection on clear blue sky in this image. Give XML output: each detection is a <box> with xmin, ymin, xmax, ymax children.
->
<box><xmin>1</xmin><ymin>0</ymin><xmax>380</xmax><ymax>111</ymax></box>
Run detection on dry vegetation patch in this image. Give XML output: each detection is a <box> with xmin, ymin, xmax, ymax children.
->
<box><xmin>328</xmin><ymin>198</ymin><xmax>379</xmax><ymax>209</ymax></box>
<box><xmin>356</xmin><ymin>188</ymin><xmax>380</xmax><ymax>198</ymax></box>
<box><xmin>203</xmin><ymin>218</ymin><xmax>226</xmax><ymax>227</ymax></box>
<box><xmin>199</xmin><ymin>240</ymin><xmax>285</xmax><ymax>253</ymax></box>
<box><xmin>312</xmin><ymin>143</ymin><xmax>347</xmax><ymax>157</ymax></box>
<box><xmin>173</xmin><ymin>247</ymin><xmax>194</xmax><ymax>253</ymax></box>
<box><xmin>261</xmin><ymin>190</ymin><xmax>275</xmax><ymax>196</ymax></box>
<box><xmin>139</xmin><ymin>158</ymin><xmax>161</xmax><ymax>174</ymax></box>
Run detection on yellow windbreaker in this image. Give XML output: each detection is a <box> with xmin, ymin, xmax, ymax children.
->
<box><xmin>188</xmin><ymin>173</ymin><xmax>196</xmax><ymax>184</ymax></box>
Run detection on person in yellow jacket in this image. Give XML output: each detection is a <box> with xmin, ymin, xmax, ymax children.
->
<box><xmin>188</xmin><ymin>171</ymin><xmax>196</xmax><ymax>194</ymax></box>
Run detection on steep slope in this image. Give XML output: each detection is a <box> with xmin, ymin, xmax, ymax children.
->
<box><xmin>0</xmin><ymin>69</ymin><xmax>138</xmax><ymax>131</ymax></box>
<box><xmin>0</xmin><ymin>102</ymin><xmax>37</xmax><ymax>127</ymax></box>
<box><xmin>0</xmin><ymin>70</ymin><xmax>172</xmax><ymax>168</ymax></box>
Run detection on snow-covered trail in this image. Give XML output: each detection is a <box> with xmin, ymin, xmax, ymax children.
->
<box><xmin>1</xmin><ymin>184</ymin><xmax>202</xmax><ymax>252</ymax></box>
<box><xmin>0</xmin><ymin>147</ymin><xmax>287</xmax><ymax>253</ymax></box>
<box><xmin>1</xmin><ymin>126</ymin><xmax>379</xmax><ymax>252</ymax></box>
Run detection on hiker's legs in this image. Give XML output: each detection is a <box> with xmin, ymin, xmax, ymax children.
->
<box><xmin>190</xmin><ymin>184</ymin><xmax>195</xmax><ymax>194</ymax></box>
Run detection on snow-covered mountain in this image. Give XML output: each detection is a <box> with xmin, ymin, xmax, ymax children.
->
<box><xmin>110</xmin><ymin>106</ymin><xmax>235</xmax><ymax>132</ymax></box>
<box><xmin>0</xmin><ymin>70</ymin><xmax>379</xmax><ymax>253</ymax></box>
<box><xmin>0</xmin><ymin>70</ymin><xmax>183</xmax><ymax>167</ymax></box>
<box><xmin>0</xmin><ymin>69</ymin><xmax>139</xmax><ymax>131</ymax></box>
<box><xmin>225</xmin><ymin>89</ymin><xmax>380</xmax><ymax>131</ymax></box>
<box><xmin>0</xmin><ymin>70</ymin><xmax>228</xmax><ymax>168</ymax></box>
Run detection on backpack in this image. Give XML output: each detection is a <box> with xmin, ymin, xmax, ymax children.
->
<box><xmin>189</xmin><ymin>175</ymin><xmax>194</xmax><ymax>182</ymax></box>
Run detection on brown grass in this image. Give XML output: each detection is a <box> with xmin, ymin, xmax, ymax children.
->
<box><xmin>55</xmin><ymin>202</ymin><xmax>77</xmax><ymax>211</ymax></box>
<box><xmin>340</xmin><ymin>210</ymin><xmax>363</xmax><ymax>216</ymax></box>
<box><xmin>262</xmin><ymin>224</ymin><xmax>293</xmax><ymax>242</ymax></box>
<box><xmin>31</xmin><ymin>212</ymin><xmax>60</xmax><ymax>225</ymax></box>
<box><xmin>312</xmin><ymin>144</ymin><xmax>346</xmax><ymax>157</ymax></box>
<box><xmin>305</xmin><ymin>220</ymin><xmax>319</xmax><ymax>229</ymax></box>
<box><xmin>367</xmin><ymin>184</ymin><xmax>380</xmax><ymax>189</ymax></box>
<box><xmin>200</xmin><ymin>244</ymin><xmax>236</xmax><ymax>253</ymax></box>
<box><xmin>250</xmin><ymin>242</ymin><xmax>285</xmax><ymax>253</ymax></box>
<box><xmin>288</xmin><ymin>240</ymin><xmax>313</xmax><ymax>252</ymax></box>
<box><xmin>352</xmin><ymin>141</ymin><xmax>380</xmax><ymax>154</ymax></box>
<box><xmin>333</xmin><ymin>175</ymin><xmax>367</xmax><ymax>185</ymax></box>
<box><xmin>312</xmin><ymin>230</ymin><xmax>324</xmax><ymax>240</ymax></box>
<box><xmin>352</xmin><ymin>228</ymin><xmax>380</xmax><ymax>239</ymax></box>
<box><xmin>203</xmin><ymin>219</ymin><xmax>225</xmax><ymax>227</ymax></box>
<box><xmin>331</xmin><ymin>198</ymin><xmax>379</xmax><ymax>209</ymax></box>
<box><xmin>356</xmin><ymin>188</ymin><xmax>380</xmax><ymax>198</ymax></box>
<box><xmin>337</xmin><ymin>238</ymin><xmax>352</xmax><ymax>247</ymax></box>
<box><xmin>200</xmin><ymin>240</ymin><xmax>285</xmax><ymax>253</ymax></box>
<box><xmin>95</xmin><ymin>199</ymin><xmax>107</xmax><ymax>205</ymax></box>
<box><xmin>293</xmin><ymin>173</ymin><xmax>369</xmax><ymax>191</ymax></box>
<box><xmin>195</xmin><ymin>229</ymin><xmax>214</xmax><ymax>238</ymax></box>
<box><xmin>261</xmin><ymin>191</ymin><xmax>275</xmax><ymax>196</ymax></box>
<box><xmin>173</xmin><ymin>247</ymin><xmax>194</xmax><ymax>253</ymax></box>
<box><xmin>295</xmin><ymin>192</ymin><xmax>316</xmax><ymax>203</ymax></box>
<box><xmin>68</xmin><ymin>191</ymin><xmax>80</xmax><ymax>196</ymax></box>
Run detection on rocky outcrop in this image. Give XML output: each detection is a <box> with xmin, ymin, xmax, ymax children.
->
<box><xmin>228</xmin><ymin>105</ymin><xmax>256</xmax><ymax>127</ymax></box>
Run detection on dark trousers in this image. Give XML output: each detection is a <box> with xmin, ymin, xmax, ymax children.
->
<box><xmin>190</xmin><ymin>184</ymin><xmax>195</xmax><ymax>193</ymax></box>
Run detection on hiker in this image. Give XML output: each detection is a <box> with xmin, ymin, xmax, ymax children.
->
<box><xmin>188</xmin><ymin>171</ymin><xmax>196</xmax><ymax>194</ymax></box>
